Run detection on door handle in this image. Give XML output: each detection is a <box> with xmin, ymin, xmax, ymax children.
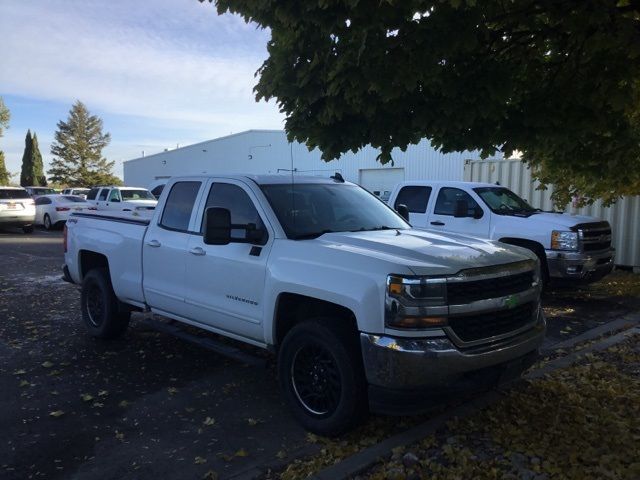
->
<box><xmin>189</xmin><ymin>247</ymin><xmax>206</xmax><ymax>256</ymax></box>
<box><xmin>146</xmin><ymin>239</ymin><xmax>161</xmax><ymax>248</ymax></box>
<box><xmin>430</xmin><ymin>221</ymin><xmax>445</xmax><ymax>226</ymax></box>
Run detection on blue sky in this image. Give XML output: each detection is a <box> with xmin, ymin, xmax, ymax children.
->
<box><xmin>0</xmin><ymin>0</ymin><xmax>284</xmax><ymax>180</ymax></box>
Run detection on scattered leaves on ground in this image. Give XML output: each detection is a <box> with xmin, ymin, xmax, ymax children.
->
<box><xmin>358</xmin><ymin>335</ymin><xmax>640</xmax><ymax>480</ymax></box>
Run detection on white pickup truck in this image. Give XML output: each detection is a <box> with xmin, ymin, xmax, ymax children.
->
<box><xmin>63</xmin><ymin>174</ymin><xmax>546</xmax><ymax>435</ymax></box>
<box><xmin>85</xmin><ymin>186</ymin><xmax>158</xmax><ymax>214</ymax></box>
<box><xmin>388</xmin><ymin>181</ymin><xmax>615</xmax><ymax>285</ymax></box>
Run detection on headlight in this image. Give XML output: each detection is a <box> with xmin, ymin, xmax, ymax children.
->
<box><xmin>551</xmin><ymin>231</ymin><xmax>578</xmax><ymax>251</ymax></box>
<box><xmin>385</xmin><ymin>275</ymin><xmax>448</xmax><ymax>329</ymax></box>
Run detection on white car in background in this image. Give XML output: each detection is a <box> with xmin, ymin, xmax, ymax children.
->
<box><xmin>0</xmin><ymin>186</ymin><xmax>36</xmax><ymax>233</ymax></box>
<box><xmin>61</xmin><ymin>188</ymin><xmax>90</xmax><ymax>199</ymax></box>
<box><xmin>25</xmin><ymin>186</ymin><xmax>58</xmax><ymax>198</ymax></box>
<box><xmin>35</xmin><ymin>194</ymin><xmax>94</xmax><ymax>230</ymax></box>
<box><xmin>86</xmin><ymin>186</ymin><xmax>157</xmax><ymax>214</ymax></box>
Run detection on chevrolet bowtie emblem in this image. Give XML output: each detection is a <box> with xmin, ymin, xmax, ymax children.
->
<box><xmin>504</xmin><ymin>295</ymin><xmax>519</xmax><ymax>309</ymax></box>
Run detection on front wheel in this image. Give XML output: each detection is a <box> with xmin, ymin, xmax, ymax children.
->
<box><xmin>80</xmin><ymin>268</ymin><xmax>130</xmax><ymax>339</ymax></box>
<box><xmin>43</xmin><ymin>214</ymin><xmax>52</xmax><ymax>230</ymax></box>
<box><xmin>278</xmin><ymin>318</ymin><xmax>368</xmax><ymax>436</ymax></box>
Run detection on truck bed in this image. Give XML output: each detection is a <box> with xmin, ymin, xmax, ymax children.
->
<box><xmin>65</xmin><ymin>211</ymin><xmax>149</xmax><ymax>307</ymax></box>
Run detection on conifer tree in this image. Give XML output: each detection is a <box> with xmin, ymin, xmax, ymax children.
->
<box><xmin>0</xmin><ymin>151</ymin><xmax>10</xmax><ymax>185</ymax></box>
<box><xmin>20</xmin><ymin>130</ymin><xmax>34</xmax><ymax>187</ymax></box>
<box><xmin>49</xmin><ymin>101</ymin><xmax>120</xmax><ymax>186</ymax></box>
<box><xmin>0</xmin><ymin>97</ymin><xmax>10</xmax><ymax>185</ymax></box>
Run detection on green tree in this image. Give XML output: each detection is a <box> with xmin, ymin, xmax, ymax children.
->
<box><xmin>0</xmin><ymin>97</ymin><xmax>9</xmax><ymax>138</ymax></box>
<box><xmin>20</xmin><ymin>130</ymin><xmax>46</xmax><ymax>186</ymax></box>
<box><xmin>206</xmin><ymin>0</ymin><xmax>640</xmax><ymax>205</ymax></box>
<box><xmin>0</xmin><ymin>151</ymin><xmax>10</xmax><ymax>185</ymax></box>
<box><xmin>49</xmin><ymin>101</ymin><xmax>120</xmax><ymax>186</ymax></box>
<box><xmin>0</xmin><ymin>97</ymin><xmax>10</xmax><ymax>185</ymax></box>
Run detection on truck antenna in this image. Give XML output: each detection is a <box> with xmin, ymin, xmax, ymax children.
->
<box><xmin>330</xmin><ymin>172</ymin><xmax>345</xmax><ymax>183</ymax></box>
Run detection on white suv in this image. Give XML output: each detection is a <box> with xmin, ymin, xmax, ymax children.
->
<box><xmin>0</xmin><ymin>187</ymin><xmax>36</xmax><ymax>233</ymax></box>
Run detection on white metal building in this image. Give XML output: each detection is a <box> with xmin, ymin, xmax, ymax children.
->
<box><xmin>123</xmin><ymin>129</ymin><xmax>475</xmax><ymax>197</ymax></box>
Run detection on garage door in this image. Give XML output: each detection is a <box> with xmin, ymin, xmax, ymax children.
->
<box><xmin>359</xmin><ymin>168</ymin><xmax>405</xmax><ymax>201</ymax></box>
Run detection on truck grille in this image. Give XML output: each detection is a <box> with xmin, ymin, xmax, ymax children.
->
<box><xmin>448</xmin><ymin>302</ymin><xmax>535</xmax><ymax>343</ymax></box>
<box><xmin>574</xmin><ymin>221</ymin><xmax>612</xmax><ymax>252</ymax></box>
<box><xmin>447</xmin><ymin>271</ymin><xmax>534</xmax><ymax>304</ymax></box>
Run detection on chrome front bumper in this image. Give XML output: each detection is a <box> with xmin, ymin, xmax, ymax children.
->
<box><xmin>360</xmin><ymin>307</ymin><xmax>546</xmax><ymax>392</ymax></box>
<box><xmin>545</xmin><ymin>248</ymin><xmax>615</xmax><ymax>281</ymax></box>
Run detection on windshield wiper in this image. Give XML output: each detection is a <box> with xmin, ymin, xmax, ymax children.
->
<box><xmin>292</xmin><ymin>229</ymin><xmax>335</xmax><ymax>240</ymax></box>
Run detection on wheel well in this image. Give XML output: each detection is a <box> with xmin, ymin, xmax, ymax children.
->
<box><xmin>499</xmin><ymin>238</ymin><xmax>549</xmax><ymax>275</ymax></box>
<box><xmin>79</xmin><ymin>250</ymin><xmax>109</xmax><ymax>279</ymax></box>
<box><xmin>274</xmin><ymin>293</ymin><xmax>357</xmax><ymax>347</ymax></box>
<box><xmin>499</xmin><ymin>237</ymin><xmax>545</xmax><ymax>258</ymax></box>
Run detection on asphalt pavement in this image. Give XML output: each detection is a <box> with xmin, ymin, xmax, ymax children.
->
<box><xmin>0</xmin><ymin>228</ymin><xmax>308</xmax><ymax>480</ymax></box>
<box><xmin>0</xmin><ymin>227</ymin><xmax>636</xmax><ymax>480</ymax></box>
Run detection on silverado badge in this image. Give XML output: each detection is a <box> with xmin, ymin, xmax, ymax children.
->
<box><xmin>504</xmin><ymin>295</ymin><xmax>519</xmax><ymax>309</ymax></box>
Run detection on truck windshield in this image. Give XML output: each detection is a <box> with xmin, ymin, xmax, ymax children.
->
<box><xmin>261</xmin><ymin>183</ymin><xmax>409</xmax><ymax>239</ymax></box>
<box><xmin>474</xmin><ymin>187</ymin><xmax>537</xmax><ymax>215</ymax></box>
<box><xmin>121</xmin><ymin>189</ymin><xmax>155</xmax><ymax>200</ymax></box>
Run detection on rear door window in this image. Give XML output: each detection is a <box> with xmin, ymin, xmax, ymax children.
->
<box><xmin>98</xmin><ymin>189</ymin><xmax>109</xmax><ymax>201</ymax></box>
<box><xmin>86</xmin><ymin>188</ymin><xmax>100</xmax><ymax>200</ymax></box>
<box><xmin>160</xmin><ymin>181</ymin><xmax>202</xmax><ymax>232</ymax></box>
<box><xmin>394</xmin><ymin>186</ymin><xmax>432</xmax><ymax>213</ymax></box>
<box><xmin>35</xmin><ymin>197</ymin><xmax>52</xmax><ymax>205</ymax></box>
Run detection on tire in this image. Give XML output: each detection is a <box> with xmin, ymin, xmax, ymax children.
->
<box><xmin>43</xmin><ymin>214</ymin><xmax>52</xmax><ymax>230</ymax></box>
<box><xmin>22</xmin><ymin>225</ymin><xmax>34</xmax><ymax>234</ymax></box>
<box><xmin>278</xmin><ymin>317</ymin><xmax>368</xmax><ymax>436</ymax></box>
<box><xmin>80</xmin><ymin>268</ymin><xmax>130</xmax><ymax>339</ymax></box>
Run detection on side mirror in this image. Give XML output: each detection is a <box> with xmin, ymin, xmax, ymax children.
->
<box><xmin>454</xmin><ymin>199</ymin><xmax>469</xmax><ymax>218</ymax></box>
<box><xmin>203</xmin><ymin>207</ymin><xmax>231</xmax><ymax>245</ymax></box>
<box><xmin>245</xmin><ymin>223</ymin><xmax>266</xmax><ymax>244</ymax></box>
<box><xmin>473</xmin><ymin>206</ymin><xmax>484</xmax><ymax>219</ymax></box>
<box><xmin>395</xmin><ymin>204</ymin><xmax>410</xmax><ymax>222</ymax></box>
<box><xmin>111</xmin><ymin>198</ymin><xmax>120</xmax><ymax>203</ymax></box>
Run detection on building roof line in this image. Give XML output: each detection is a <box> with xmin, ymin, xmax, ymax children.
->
<box><xmin>123</xmin><ymin>129</ymin><xmax>286</xmax><ymax>164</ymax></box>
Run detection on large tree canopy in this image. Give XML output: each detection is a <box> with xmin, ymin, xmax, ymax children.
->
<box><xmin>207</xmin><ymin>0</ymin><xmax>640</xmax><ymax>205</ymax></box>
<box><xmin>49</xmin><ymin>101</ymin><xmax>121</xmax><ymax>186</ymax></box>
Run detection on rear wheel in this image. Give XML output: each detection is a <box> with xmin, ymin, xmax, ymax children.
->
<box><xmin>81</xmin><ymin>268</ymin><xmax>130</xmax><ymax>339</ymax></box>
<box><xmin>43</xmin><ymin>214</ymin><xmax>52</xmax><ymax>230</ymax></box>
<box><xmin>278</xmin><ymin>318</ymin><xmax>368</xmax><ymax>436</ymax></box>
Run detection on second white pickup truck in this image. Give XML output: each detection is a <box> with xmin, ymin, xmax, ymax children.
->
<box><xmin>388</xmin><ymin>181</ymin><xmax>615</xmax><ymax>285</ymax></box>
<box><xmin>63</xmin><ymin>174</ymin><xmax>546</xmax><ymax>435</ymax></box>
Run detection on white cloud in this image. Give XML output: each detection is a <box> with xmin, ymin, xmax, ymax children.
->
<box><xmin>0</xmin><ymin>0</ymin><xmax>283</xmax><ymax>130</ymax></box>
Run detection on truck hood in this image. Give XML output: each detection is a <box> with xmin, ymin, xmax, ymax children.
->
<box><xmin>317</xmin><ymin>229</ymin><xmax>535</xmax><ymax>276</ymax></box>
<box><xmin>511</xmin><ymin>211</ymin><xmax>601</xmax><ymax>230</ymax></box>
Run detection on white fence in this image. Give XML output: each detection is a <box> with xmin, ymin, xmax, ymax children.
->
<box><xmin>464</xmin><ymin>159</ymin><xmax>640</xmax><ymax>268</ymax></box>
